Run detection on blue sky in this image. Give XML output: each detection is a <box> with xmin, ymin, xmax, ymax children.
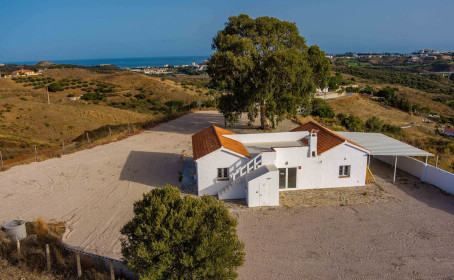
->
<box><xmin>0</xmin><ymin>0</ymin><xmax>453</xmax><ymax>62</ymax></box>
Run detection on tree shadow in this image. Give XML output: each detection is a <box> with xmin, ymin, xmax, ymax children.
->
<box><xmin>119</xmin><ymin>151</ymin><xmax>182</xmax><ymax>187</ymax></box>
<box><xmin>369</xmin><ymin>157</ymin><xmax>454</xmax><ymax>216</ymax></box>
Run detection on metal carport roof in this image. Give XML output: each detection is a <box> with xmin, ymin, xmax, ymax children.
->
<box><xmin>337</xmin><ymin>132</ymin><xmax>434</xmax><ymax>157</ymax></box>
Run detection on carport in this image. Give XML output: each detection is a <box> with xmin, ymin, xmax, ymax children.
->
<box><xmin>338</xmin><ymin>132</ymin><xmax>434</xmax><ymax>182</ymax></box>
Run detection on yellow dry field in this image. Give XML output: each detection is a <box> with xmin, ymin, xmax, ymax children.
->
<box><xmin>327</xmin><ymin>94</ymin><xmax>422</xmax><ymax>125</ymax></box>
<box><xmin>42</xmin><ymin>68</ymin><xmax>203</xmax><ymax>103</ymax></box>
<box><xmin>0</xmin><ymin>96</ymin><xmax>150</xmax><ymax>145</ymax></box>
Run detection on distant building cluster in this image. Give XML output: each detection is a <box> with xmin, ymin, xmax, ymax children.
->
<box><xmin>325</xmin><ymin>49</ymin><xmax>454</xmax><ymax>64</ymax></box>
<box><xmin>127</xmin><ymin>60</ymin><xmax>208</xmax><ymax>75</ymax></box>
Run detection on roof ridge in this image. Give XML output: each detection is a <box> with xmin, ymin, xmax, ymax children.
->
<box><xmin>211</xmin><ymin>125</ymin><xmax>223</xmax><ymax>147</ymax></box>
<box><xmin>307</xmin><ymin>121</ymin><xmax>346</xmax><ymax>142</ymax></box>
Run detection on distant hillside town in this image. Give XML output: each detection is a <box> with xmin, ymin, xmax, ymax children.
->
<box><xmin>327</xmin><ymin>49</ymin><xmax>454</xmax><ymax>64</ymax></box>
<box><xmin>126</xmin><ymin>60</ymin><xmax>209</xmax><ymax>75</ymax></box>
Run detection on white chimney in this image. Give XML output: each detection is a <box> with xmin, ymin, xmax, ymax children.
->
<box><xmin>308</xmin><ymin>129</ymin><xmax>318</xmax><ymax>157</ymax></box>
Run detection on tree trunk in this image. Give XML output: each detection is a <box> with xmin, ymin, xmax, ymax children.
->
<box><xmin>260</xmin><ymin>101</ymin><xmax>270</xmax><ymax>130</ymax></box>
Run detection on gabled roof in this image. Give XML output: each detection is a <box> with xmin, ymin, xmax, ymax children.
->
<box><xmin>291</xmin><ymin>121</ymin><xmax>368</xmax><ymax>154</ymax></box>
<box><xmin>192</xmin><ymin>125</ymin><xmax>250</xmax><ymax>161</ymax></box>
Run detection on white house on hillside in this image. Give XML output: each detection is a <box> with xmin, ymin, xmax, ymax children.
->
<box><xmin>192</xmin><ymin>122</ymin><xmax>370</xmax><ymax>207</ymax></box>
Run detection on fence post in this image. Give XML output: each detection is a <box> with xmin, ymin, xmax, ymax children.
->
<box><xmin>16</xmin><ymin>240</ymin><xmax>21</xmax><ymax>259</ymax></box>
<box><xmin>62</xmin><ymin>139</ymin><xmax>65</xmax><ymax>155</ymax></box>
<box><xmin>109</xmin><ymin>125</ymin><xmax>112</xmax><ymax>138</ymax></box>
<box><xmin>0</xmin><ymin>150</ymin><xmax>4</xmax><ymax>171</ymax></box>
<box><xmin>110</xmin><ymin>259</ymin><xmax>115</xmax><ymax>280</ymax></box>
<box><xmin>128</xmin><ymin>122</ymin><xmax>131</xmax><ymax>135</ymax></box>
<box><xmin>45</xmin><ymin>244</ymin><xmax>51</xmax><ymax>270</ymax></box>
<box><xmin>34</xmin><ymin>144</ymin><xmax>38</xmax><ymax>162</ymax></box>
<box><xmin>86</xmin><ymin>132</ymin><xmax>91</xmax><ymax>147</ymax></box>
<box><xmin>76</xmin><ymin>252</ymin><xmax>82</xmax><ymax>277</ymax></box>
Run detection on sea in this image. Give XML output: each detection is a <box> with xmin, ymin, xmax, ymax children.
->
<box><xmin>5</xmin><ymin>56</ymin><xmax>209</xmax><ymax>68</ymax></box>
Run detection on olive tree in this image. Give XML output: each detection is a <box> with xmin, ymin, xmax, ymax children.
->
<box><xmin>208</xmin><ymin>14</ymin><xmax>331</xmax><ymax>129</ymax></box>
<box><xmin>121</xmin><ymin>186</ymin><xmax>245</xmax><ymax>280</ymax></box>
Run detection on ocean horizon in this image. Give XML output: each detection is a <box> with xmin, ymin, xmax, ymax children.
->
<box><xmin>4</xmin><ymin>56</ymin><xmax>210</xmax><ymax>68</ymax></box>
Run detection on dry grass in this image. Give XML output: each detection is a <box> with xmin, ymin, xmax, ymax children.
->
<box><xmin>0</xmin><ymin>218</ymin><xmax>114</xmax><ymax>280</ymax></box>
<box><xmin>0</xmin><ymin>68</ymin><xmax>203</xmax><ymax>164</ymax></box>
<box><xmin>327</xmin><ymin>94</ymin><xmax>421</xmax><ymax>125</ymax></box>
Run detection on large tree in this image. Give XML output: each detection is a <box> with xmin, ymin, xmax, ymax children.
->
<box><xmin>208</xmin><ymin>14</ymin><xmax>331</xmax><ymax>129</ymax></box>
<box><xmin>121</xmin><ymin>186</ymin><xmax>245</xmax><ymax>280</ymax></box>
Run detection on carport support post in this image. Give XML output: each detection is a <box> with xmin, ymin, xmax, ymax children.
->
<box><xmin>393</xmin><ymin>156</ymin><xmax>398</xmax><ymax>183</ymax></box>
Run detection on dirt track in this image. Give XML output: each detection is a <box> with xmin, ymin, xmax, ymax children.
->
<box><xmin>1</xmin><ymin>111</ymin><xmax>454</xmax><ymax>279</ymax></box>
<box><xmin>0</xmin><ymin>111</ymin><xmax>296</xmax><ymax>259</ymax></box>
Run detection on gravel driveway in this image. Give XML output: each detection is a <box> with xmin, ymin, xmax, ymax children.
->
<box><xmin>1</xmin><ymin>111</ymin><xmax>453</xmax><ymax>279</ymax></box>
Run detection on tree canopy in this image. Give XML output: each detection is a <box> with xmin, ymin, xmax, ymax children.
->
<box><xmin>208</xmin><ymin>14</ymin><xmax>331</xmax><ymax>128</ymax></box>
<box><xmin>121</xmin><ymin>186</ymin><xmax>245</xmax><ymax>280</ymax></box>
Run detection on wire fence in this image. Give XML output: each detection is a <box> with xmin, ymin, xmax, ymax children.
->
<box><xmin>0</xmin><ymin>112</ymin><xmax>187</xmax><ymax>171</ymax></box>
<box><xmin>5</xmin><ymin>237</ymin><xmax>135</xmax><ymax>279</ymax></box>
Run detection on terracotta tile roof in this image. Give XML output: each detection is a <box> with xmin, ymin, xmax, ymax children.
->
<box><xmin>192</xmin><ymin>125</ymin><xmax>250</xmax><ymax>161</ymax></box>
<box><xmin>444</xmin><ymin>127</ymin><xmax>454</xmax><ymax>133</ymax></box>
<box><xmin>13</xmin><ymin>69</ymin><xmax>34</xmax><ymax>73</ymax></box>
<box><xmin>291</xmin><ymin>121</ymin><xmax>368</xmax><ymax>154</ymax></box>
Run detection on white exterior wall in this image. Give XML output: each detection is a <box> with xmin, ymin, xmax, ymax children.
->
<box><xmin>274</xmin><ymin>143</ymin><xmax>368</xmax><ymax>190</ymax></box>
<box><xmin>196</xmin><ymin>141</ymin><xmax>368</xmax><ymax>199</ymax></box>
<box><xmin>375</xmin><ymin>155</ymin><xmax>454</xmax><ymax>196</ymax></box>
<box><xmin>247</xmin><ymin>170</ymin><xmax>279</xmax><ymax>207</ymax></box>
<box><xmin>196</xmin><ymin>149</ymin><xmax>249</xmax><ymax>196</ymax></box>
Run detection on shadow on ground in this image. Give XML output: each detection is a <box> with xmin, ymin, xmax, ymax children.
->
<box><xmin>120</xmin><ymin>151</ymin><xmax>182</xmax><ymax>187</ymax></box>
<box><xmin>370</xmin><ymin>157</ymin><xmax>454</xmax><ymax>216</ymax></box>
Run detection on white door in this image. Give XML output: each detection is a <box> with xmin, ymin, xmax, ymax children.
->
<box><xmin>259</xmin><ymin>182</ymin><xmax>270</xmax><ymax>206</ymax></box>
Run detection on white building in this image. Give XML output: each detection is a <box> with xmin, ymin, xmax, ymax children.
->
<box><xmin>192</xmin><ymin>122</ymin><xmax>370</xmax><ymax>207</ymax></box>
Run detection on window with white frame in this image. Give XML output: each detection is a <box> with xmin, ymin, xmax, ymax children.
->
<box><xmin>217</xmin><ymin>168</ymin><xmax>229</xmax><ymax>180</ymax></box>
<box><xmin>339</xmin><ymin>165</ymin><xmax>350</xmax><ymax>177</ymax></box>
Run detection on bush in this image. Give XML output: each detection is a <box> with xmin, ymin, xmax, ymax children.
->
<box><xmin>135</xmin><ymin>93</ymin><xmax>146</xmax><ymax>100</ymax></box>
<box><xmin>365</xmin><ymin>116</ymin><xmax>384</xmax><ymax>132</ymax></box>
<box><xmin>121</xmin><ymin>186</ymin><xmax>245</xmax><ymax>280</ymax></box>
<box><xmin>341</xmin><ymin>114</ymin><xmax>364</xmax><ymax>131</ymax></box>
<box><xmin>48</xmin><ymin>82</ymin><xmax>64</xmax><ymax>92</ymax></box>
<box><xmin>311</xmin><ymin>98</ymin><xmax>334</xmax><ymax>118</ymax></box>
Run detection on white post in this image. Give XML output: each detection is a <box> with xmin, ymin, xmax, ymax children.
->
<box><xmin>393</xmin><ymin>156</ymin><xmax>397</xmax><ymax>183</ymax></box>
<box><xmin>34</xmin><ymin>144</ymin><xmax>38</xmax><ymax>162</ymax></box>
<box><xmin>76</xmin><ymin>252</ymin><xmax>82</xmax><ymax>277</ymax></box>
<box><xmin>435</xmin><ymin>155</ymin><xmax>438</xmax><ymax>168</ymax></box>
<box><xmin>0</xmin><ymin>150</ymin><xmax>4</xmax><ymax>170</ymax></box>
<box><xmin>45</xmin><ymin>244</ymin><xmax>51</xmax><ymax>270</ymax></box>
<box><xmin>86</xmin><ymin>132</ymin><xmax>91</xmax><ymax>147</ymax></box>
<box><xmin>16</xmin><ymin>240</ymin><xmax>21</xmax><ymax>259</ymax></box>
<box><xmin>47</xmin><ymin>87</ymin><xmax>50</xmax><ymax>104</ymax></box>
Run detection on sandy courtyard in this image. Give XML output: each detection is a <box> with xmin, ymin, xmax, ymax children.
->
<box><xmin>1</xmin><ymin>111</ymin><xmax>454</xmax><ymax>278</ymax></box>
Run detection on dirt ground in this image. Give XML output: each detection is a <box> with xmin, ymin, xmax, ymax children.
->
<box><xmin>0</xmin><ymin>111</ymin><xmax>297</xmax><ymax>260</ymax></box>
<box><xmin>1</xmin><ymin>111</ymin><xmax>454</xmax><ymax>279</ymax></box>
<box><xmin>235</xmin><ymin>158</ymin><xmax>454</xmax><ymax>279</ymax></box>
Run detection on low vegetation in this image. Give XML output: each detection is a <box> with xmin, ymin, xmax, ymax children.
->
<box><xmin>121</xmin><ymin>185</ymin><xmax>245</xmax><ymax>280</ymax></box>
<box><xmin>0</xmin><ymin>218</ymin><xmax>114</xmax><ymax>279</ymax></box>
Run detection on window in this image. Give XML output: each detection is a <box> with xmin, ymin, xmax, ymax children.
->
<box><xmin>339</xmin><ymin>165</ymin><xmax>350</xmax><ymax>177</ymax></box>
<box><xmin>217</xmin><ymin>168</ymin><xmax>229</xmax><ymax>180</ymax></box>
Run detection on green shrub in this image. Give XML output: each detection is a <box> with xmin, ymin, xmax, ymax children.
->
<box><xmin>48</xmin><ymin>82</ymin><xmax>64</xmax><ymax>92</ymax></box>
<box><xmin>342</xmin><ymin>114</ymin><xmax>364</xmax><ymax>131</ymax></box>
<box><xmin>121</xmin><ymin>186</ymin><xmax>245</xmax><ymax>280</ymax></box>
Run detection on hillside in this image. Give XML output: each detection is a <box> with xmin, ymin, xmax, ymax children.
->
<box><xmin>327</xmin><ymin>94</ymin><xmax>421</xmax><ymax>125</ymax></box>
<box><xmin>0</xmin><ymin>68</ymin><xmax>205</xmax><ymax>165</ymax></box>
